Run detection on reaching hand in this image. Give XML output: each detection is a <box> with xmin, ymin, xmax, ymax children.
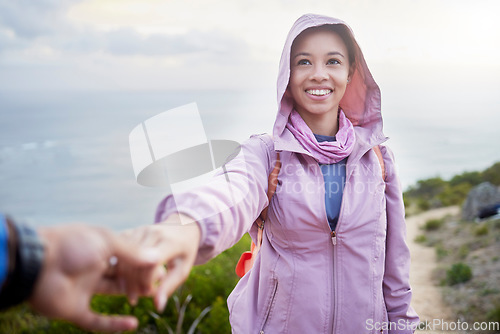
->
<box><xmin>121</xmin><ymin>214</ymin><xmax>201</xmax><ymax>313</ymax></box>
<box><xmin>29</xmin><ymin>224</ymin><xmax>162</xmax><ymax>333</ymax></box>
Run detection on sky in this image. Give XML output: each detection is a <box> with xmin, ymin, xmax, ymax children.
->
<box><xmin>1</xmin><ymin>0</ymin><xmax>499</xmax><ymax>92</ymax></box>
<box><xmin>1</xmin><ymin>0</ymin><xmax>500</xmax><ymax>188</ymax></box>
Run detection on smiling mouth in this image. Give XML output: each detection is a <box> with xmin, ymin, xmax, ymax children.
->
<box><xmin>306</xmin><ymin>89</ymin><xmax>332</xmax><ymax>96</ymax></box>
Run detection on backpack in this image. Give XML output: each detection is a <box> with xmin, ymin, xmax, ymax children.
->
<box><xmin>235</xmin><ymin>146</ymin><xmax>386</xmax><ymax>278</ymax></box>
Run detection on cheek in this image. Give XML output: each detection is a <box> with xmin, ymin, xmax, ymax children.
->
<box><xmin>333</xmin><ymin>73</ymin><xmax>349</xmax><ymax>89</ymax></box>
<box><xmin>288</xmin><ymin>75</ymin><xmax>301</xmax><ymax>95</ymax></box>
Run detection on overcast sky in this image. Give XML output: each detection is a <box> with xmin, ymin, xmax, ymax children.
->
<box><xmin>1</xmin><ymin>0</ymin><xmax>500</xmax><ymax>216</ymax></box>
<box><xmin>1</xmin><ymin>0</ymin><xmax>499</xmax><ymax>93</ymax></box>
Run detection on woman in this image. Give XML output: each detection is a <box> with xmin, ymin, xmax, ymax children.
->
<box><xmin>131</xmin><ymin>13</ymin><xmax>419</xmax><ymax>334</ymax></box>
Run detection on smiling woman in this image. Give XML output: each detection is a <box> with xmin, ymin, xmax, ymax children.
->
<box><xmin>288</xmin><ymin>25</ymin><xmax>355</xmax><ymax>136</ymax></box>
<box><xmin>124</xmin><ymin>13</ymin><xmax>420</xmax><ymax>334</ymax></box>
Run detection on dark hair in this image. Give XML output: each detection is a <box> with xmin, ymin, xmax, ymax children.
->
<box><xmin>295</xmin><ymin>24</ymin><xmax>357</xmax><ymax>71</ymax></box>
<box><xmin>324</xmin><ymin>24</ymin><xmax>356</xmax><ymax>70</ymax></box>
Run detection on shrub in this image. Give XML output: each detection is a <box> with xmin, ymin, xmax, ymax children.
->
<box><xmin>446</xmin><ymin>262</ymin><xmax>472</xmax><ymax>285</ymax></box>
<box><xmin>435</xmin><ymin>243</ymin><xmax>448</xmax><ymax>260</ymax></box>
<box><xmin>423</xmin><ymin>218</ymin><xmax>444</xmax><ymax>231</ymax></box>
<box><xmin>449</xmin><ymin>171</ymin><xmax>483</xmax><ymax>187</ymax></box>
<box><xmin>414</xmin><ymin>235</ymin><xmax>427</xmax><ymax>243</ymax></box>
<box><xmin>487</xmin><ymin>306</ymin><xmax>500</xmax><ymax>323</ymax></box>
<box><xmin>438</xmin><ymin>183</ymin><xmax>471</xmax><ymax>206</ymax></box>
<box><xmin>457</xmin><ymin>245</ymin><xmax>470</xmax><ymax>260</ymax></box>
<box><xmin>406</xmin><ymin>177</ymin><xmax>447</xmax><ymax>199</ymax></box>
<box><xmin>416</xmin><ymin>198</ymin><xmax>430</xmax><ymax>211</ymax></box>
<box><xmin>475</xmin><ymin>225</ymin><xmax>489</xmax><ymax>236</ymax></box>
<box><xmin>482</xmin><ymin>162</ymin><xmax>500</xmax><ymax>185</ymax></box>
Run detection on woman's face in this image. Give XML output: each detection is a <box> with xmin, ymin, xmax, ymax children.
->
<box><xmin>288</xmin><ymin>28</ymin><xmax>351</xmax><ymax>121</ymax></box>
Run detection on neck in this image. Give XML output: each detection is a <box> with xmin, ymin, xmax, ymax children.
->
<box><xmin>296</xmin><ymin>108</ymin><xmax>339</xmax><ymax>136</ymax></box>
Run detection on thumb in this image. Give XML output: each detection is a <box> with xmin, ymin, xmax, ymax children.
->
<box><xmin>75</xmin><ymin>309</ymin><xmax>138</xmax><ymax>333</ymax></box>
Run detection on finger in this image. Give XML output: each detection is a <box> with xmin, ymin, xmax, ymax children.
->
<box><xmin>110</xmin><ymin>234</ymin><xmax>162</xmax><ymax>267</ymax></box>
<box><xmin>154</xmin><ymin>258</ymin><xmax>188</xmax><ymax>312</ymax></box>
<box><xmin>94</xmin><ymin>277</ymin><xmax>126</xmax><ymax>295</ymax></box>
<box><xmin>75</xmin><ymin>311</ymin><xmax>138</xmax><ymax>333</ymax></box>
<box><xmin>123</xmin><ymin>259</ymin><xmax>165</xmax><ymax>304</ymax></box>
<box><xmin>108</xmin><ymin>236</ymin><xmax>162</xmax><ymax>296</ymax></box>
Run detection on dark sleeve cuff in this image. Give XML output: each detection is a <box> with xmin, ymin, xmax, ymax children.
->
<box><xmin>0</xmin><ymin>218</ymin><xmax>45</xmax><ymax>310</ymax></box>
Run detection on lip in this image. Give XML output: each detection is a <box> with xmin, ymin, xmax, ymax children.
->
<box><xmin>305</xmin><ymin>87</ymin><xmax>333</xmax><ymax>100</ymax></box>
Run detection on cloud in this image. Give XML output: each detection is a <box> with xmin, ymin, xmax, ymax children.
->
<box><xmin>0</xmin><ymin>0</ymin><xmax>82</xmax><ymax>39</ymax></box>
<box><xmin>102</xmin><ymin>28</ymin><xmax>250</xmax><ymax>58</ymax></box>
<box><xmin>0</xmin><ymin>0</ymin><xmax>250</xmax><ymax>62</ymax></box>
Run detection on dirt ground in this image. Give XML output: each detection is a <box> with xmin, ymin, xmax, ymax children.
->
<box><xmin>407</xmin><ymin>206</ymin><xmax>461</xmax><ymax>333</ymax></box>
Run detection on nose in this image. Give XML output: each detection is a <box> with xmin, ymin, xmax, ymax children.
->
<box><xmin>310</xmin><ymin>64</ymin><xmax>328</xmax><ymax>82</ymax></box>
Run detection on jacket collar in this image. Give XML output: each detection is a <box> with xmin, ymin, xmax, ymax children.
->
<box><xmin>274</xmin><ymin>126</ymin><xmax>388</xmax><ymax>164</ymax></box>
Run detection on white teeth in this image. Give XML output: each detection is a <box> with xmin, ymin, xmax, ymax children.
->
<box><xmin>306</xmin><ymin>89</ymin><xmax>332</xmax><ymax>96</ymax></box>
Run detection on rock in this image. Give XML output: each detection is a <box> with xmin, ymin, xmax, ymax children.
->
<box><xmin>462</xmin><ymin>182</ymin><xmax>500</xmax><ymax>221</ymax></box>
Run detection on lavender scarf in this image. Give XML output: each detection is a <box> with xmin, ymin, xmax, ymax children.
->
<box><xmin>286</xmin><ymin>109</ymin><xmax>355</xmax><ymax>164</ymax></box>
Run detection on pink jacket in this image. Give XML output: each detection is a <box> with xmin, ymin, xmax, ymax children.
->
<box><xmin>156</xmin><ymin>13</ymin><xmax>419</xmax><ymax>334</ymax></box>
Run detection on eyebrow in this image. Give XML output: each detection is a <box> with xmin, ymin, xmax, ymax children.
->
<box><xmin>293</xmin><ymin>51</ymin><xmax>345</xmax><ymax>59</ymax></box>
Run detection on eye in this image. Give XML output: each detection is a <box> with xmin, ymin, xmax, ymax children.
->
<box><xmin>327</xmin><ymin>59</ymin><xmax>341</xmax><ymax>65</ymax></box>
<box><xmin>297</xmin><ymin>59</ymin><xmax>311</xmax><ymax>65</ymax></box>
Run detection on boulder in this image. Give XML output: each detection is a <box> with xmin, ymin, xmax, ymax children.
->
<box><xmin>462</xmin><ymin>182</ymin><xmax>500</xmax><ymax>221</ymax></box>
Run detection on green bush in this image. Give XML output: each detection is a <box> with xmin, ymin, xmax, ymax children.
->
<box><xmin>416</xmin><ymin>198</ymin><xmax>430</xmax><ymax>211</ymax></box>
<box><xmin>423</xmin><ymin>218</ymin><xmax>444</xmax><ymax>231</ymax></box>
<box><xmin>414</xmin><ymin>235</ymin><xmax>427</xmax><ymax>243</ymax></box>
<box><xmin>435</xmin><ymin>243</ymin><xmax>449</xmax><ymax>260</ymax></box>
<box><xmin>406</xmin><ymin>177</ymin><xmax>447</xmax><ymax>199</ymax></box>
<box><xmin>475</xmin><ymin>225</ymin><xmax>489</xmax><ymax>236</ymax></box>
<box><xmin>438</xmin><ymin>183</ymin><xmax>472</xmax><ymax>206</ymax></box>
<box><xmin>482</xmin><ymin>162</ymin><xmax>500</xmax><ymax>185</ymax></box>
<box><xmin>487</xmin><ymin>305</ymin><xmax>500</xmax><ymax>323</ymax></box>
<box><xmin>457</xmin><ymin>245</ymin><xmax>470</xmax><ymax>260</ymax></box>
<box><xmin>449</xmin><ymin>171</ymin><xmax>483</xmax><ymax>187</ymax></box>
<box><xmin>403</xmin><ymin>161</ymin><xmax>500</xmax><ymax>212</ymax></box>
<box><xmin>446</xmin><ymin>262</ymin><xmax>472</xmax><ymax>285</ymax></box>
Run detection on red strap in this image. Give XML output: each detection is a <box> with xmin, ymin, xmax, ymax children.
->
<box><xmin>236</xmin><ymin>152</ymin><xmax>280</xmax><ymax>277</ymax></box>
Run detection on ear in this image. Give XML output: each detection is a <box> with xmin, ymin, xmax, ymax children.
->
<box><xmin>347</xmin><ymin>64</ymin><xmax>356</xmax><ymax>83</ymax></box>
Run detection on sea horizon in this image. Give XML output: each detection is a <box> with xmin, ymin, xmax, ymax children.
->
<box><xmin>1</xmin><ymin>89</ymin><xmax>499</xmax><ymax>230</ymax></box>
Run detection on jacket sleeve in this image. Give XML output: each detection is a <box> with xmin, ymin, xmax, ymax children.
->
<box><xmin>155</xmin><ymin>135</ymin><xmax>274</xmax><ymax>265</ymax></box>
<box><xmin>380</xmin><ymin>145</ymin><xmax>420</xmax><ymax>334</ymax></box>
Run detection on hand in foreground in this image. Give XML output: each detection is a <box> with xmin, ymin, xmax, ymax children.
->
<box><xmin>121</xmin><ymin>214</ymin><xmax>201</xmax><ymax>313</ymax></box>
<box><xmin>30</xmin><ymin>224</ymin><xmax>162</xmax><ymax>333</ymax></box>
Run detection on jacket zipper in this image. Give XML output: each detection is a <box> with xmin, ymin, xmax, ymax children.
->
<box><xmin>330</xmin><ymin>139</ymin><xmax>388</xmax><ymax>333</ymax></box>
<box><xmin>259</xmin><ymin>280</ymin><xmax>278</xmax><ymax>333</ymax></box>
<box><xmin>316</xmin><ymin>162</ymin><xmax>338</xmax><ymax>333</ymax></box>
<box><xmin>331</xmin><ymin>182</ymin><xmax>348</xmax><ymax>334</ymax></box>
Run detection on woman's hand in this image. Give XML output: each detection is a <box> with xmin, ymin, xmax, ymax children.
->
<box><xmin>121</xmin><ymin>213</ymin><xmax>201</xmax><ymax>312</ymax></box>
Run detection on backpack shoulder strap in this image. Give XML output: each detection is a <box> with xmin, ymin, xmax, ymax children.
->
<box><xmin>259</xmin><ymin>152</ymin><xmax>281</xmax><ymax>223</ymax></box>
<box><xmin>255</xmin><ymin>152</ymin><xmax>281</xmax><ymax>247</ymax></box>
<box><xmin>372</xmin><ymin>145</ymin><xmax>386</xmax><ymax>182</ymax></box>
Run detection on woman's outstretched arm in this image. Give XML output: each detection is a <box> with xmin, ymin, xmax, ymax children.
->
<box><xmin>124</xmin><ymin>134</ymin><xmax>276</xmax><ymax>311</ymax></box>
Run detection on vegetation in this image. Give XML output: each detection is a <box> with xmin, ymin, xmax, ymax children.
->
<box><xmin>0</xmin><ymin>234</ymin><xmax>252</xmax><ymax>333</ymax></box>
<box><xmin>2</xmin><ymin>162</ymin><xmax>499</xmax><ymax>332</ymax></box>
<box><xmin>422</xmin><ymin>218</ymin><xmax>445</xmax><ymax>231</ymax></box>
<box><xmin>446</xmin><ymin>262</ymin><xmax>472</xmax><ymax>285</ymax></box>
<box><xmin>403</xmin><ymin>161</ymin><xmax>500</xmax><ymax>215</ymax></box>
<box><xmin>419</xmin><ymin>213</ymin><xmax>500</xmax><ymax>327</ymax></box>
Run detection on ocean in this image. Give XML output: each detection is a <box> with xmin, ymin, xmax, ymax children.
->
<box><xmin>1</xmin><ymin>90</ymin><xmax>499</xmax><ymax>230</ymax></box>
